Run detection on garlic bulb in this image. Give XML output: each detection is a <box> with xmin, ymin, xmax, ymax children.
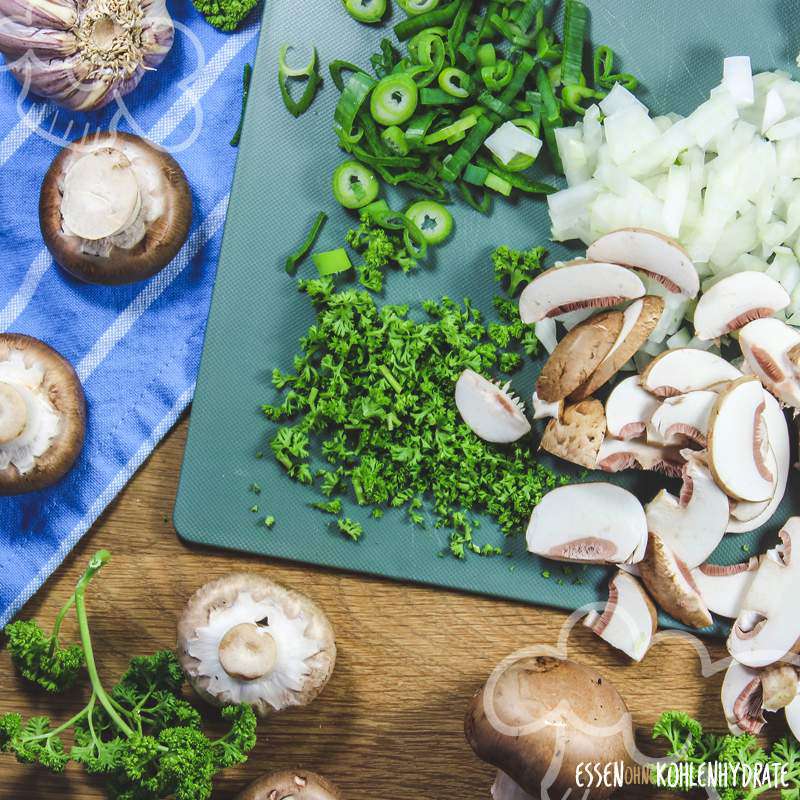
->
<box><xmin>0</xmin><ymin>0</ymin><xmax>174</xmax><ymax>111</ymax></box>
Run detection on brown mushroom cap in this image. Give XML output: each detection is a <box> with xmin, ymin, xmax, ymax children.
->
<box><xmin>235</xmin><ymin>770</ymin><xmax>343</xmax><ymax>800</ymax></box>
<box><xmin>40</xmin><ymin>131</ymin><xmax>192</xmax><ymax>286</ymax></box>
<box><xmin>0</xmin><ymin>334</ymin><xmax>85</xmax><ymax>495</ymax></box>
<box><xmin>177</xmin><ymin>572</ymin><xmax>337</xmax><ymax>716</ymax></box>
<box><xmin>465</xmin><ymin>655</ymin><xmax>634</xmax><ymax>800</ymax></box>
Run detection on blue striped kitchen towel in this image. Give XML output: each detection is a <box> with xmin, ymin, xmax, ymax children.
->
<box><xmin>0</xmin><ymin>0</ymin><xmax>261</xmax><ymax>626</ymax></box>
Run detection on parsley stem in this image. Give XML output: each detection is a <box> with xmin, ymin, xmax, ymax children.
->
<box><xmin>378</xmin><ymin>364</ymin><xmax>403</xmax><ymax>393</ymax></box>
<box><xmin>25</xmin><ymin>703</ymin><xmax>92</xmax><ymax>742</ymax></box>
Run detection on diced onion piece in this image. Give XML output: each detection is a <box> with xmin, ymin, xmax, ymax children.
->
<box><xmin>722</xmin><ymin>56</ymin><xmax>754</xmax><ymax>107</ymax></box>
<box><xmin>599</xmin><ymin>82</ymin><xmax>647</xmax><ymax>117</ymax></box>
<box><xmin>484</xmin><ymin>121</ymin><xmax>542</xmax><ymax>165</ymax></box>
<box><xmin>766</xmin><ymin>116</ymin><xmax>800</xmax><ymax>141</ymax></box>
<box><xmin>762</xmin><ymin>88</ymin><xmax>787</xmax><ymax>133</ymax></box>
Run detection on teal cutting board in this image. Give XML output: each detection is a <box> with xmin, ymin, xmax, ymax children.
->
<box><xmin>174</xmin><ymin>0</ymin><xmax>800</xmax><ymax>636</ymax></box>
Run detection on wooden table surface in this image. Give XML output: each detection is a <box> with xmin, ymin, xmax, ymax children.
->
<box><xmin>0</xmin><ymin>415</ymin><xmax>735</xmax><ymax>799</ymax></box>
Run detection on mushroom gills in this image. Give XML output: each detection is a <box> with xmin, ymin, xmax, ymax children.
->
<box><xmin>526</xmin><ymin>483</ymin><xmax>647</xmax><ymax>564</ymax></box>
<box><xmin>640</xmin><ymin>348</ymin><xmax>742</xmax><ymax>397</ymax></box>
<box><xmin>647</xmin><ymin>390</ymin><xmax>716</xmax><ymax>447</ymax></box>
<box><xmin>604</xmin><ymin>375</ymin><xmax>660</xmax><ymax>439</ymax></box>
<box><xmin>637</xmin><ymin>532</ymin><xmax>712</xmax><ymax>629</ymax></box>
<box><xmin>595</xmin><ymin>437</ymin><xmax>684</xmax><ymax>478</ymax></box>
<box><xmin>455</xmin><ymin>370</ymin><xmax>531</xmax><ymax>443</ymax></box>
<box><xmin>692</xmin><ymin>271</ymin><xmax>790</xmax><ymax>340</ymax></box>
<box><xmin>584</xmin><ymin>570</ymin><xmax>657</xmax><ymax>661</ymax></box>
<box><xmin>586</xmin><ymin>228</ymin><xmax>700</xmax><ymax>297</ymax></box>
<box><xmin>690</xmin><ymin>558</ymin><xmax>759</xmax><ymax>619</ymax></box>
<box><xmin>518</xmin><ymin>260</ymin><xmax>645</xmax><ymax>324</ymax></box>
<box><xmin>721</xmin><ymin>660</ymin><xmax>766</xmax><ymax>735</ymax></box>
<box><xmin>707</xmin><ymin>377</ymin><xmax>774</xmax><ymax>503</ymax></box>
<box><xmin>728</xmin><ymin>520</ymin><xmax>800</xmax><ymax>668</ymax></box>
<box><xmin>739</xmin><ymin>317</ymin><xmax>800</xmax><ymax>408</ymax></box>
<box><xmin>645</xmin><ymin>452</ymin><xmax>730</xmax><ymax>569</ymax></box>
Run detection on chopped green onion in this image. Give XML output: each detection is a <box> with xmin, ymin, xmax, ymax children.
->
<box><xmin>492</xmin><ymin>117</ymin><xmax>540</xmax><ymax>172</ymax></box>
<box><xmin>475</xmin><ymin>155</ymin><xmax>556</xmax><ymax>194</ymax></box>
<box><xmin>593</xmin><ymin>45</ymin><xmax>638</xmax><ymax>91</ymax></box>
<box><xmin>456</xmin><ymin>179</ymin><xmax>492</xmax><ymax>213</ymax></box>
<box><xmin>484</xmin><ymin>172</ymin><xmax>512</xmax><ymax>196</ymax></box>
<box><xmin>561</xmin><ymin>0</ymin><xmax>588</xmax><ymax>87</ymax></box>
<box><xmin>369</xmin><ymin>208</ymin><xmax>429</xmax><ymax>259</ymax></box>
<box><xmin>404</xmin><ymin>109</ymin><xmax>439</xmax><ymax>145</ymax></box>
<box><xmin>313</xmin><ymin>248</ymin><xmax>353</xmax><ymax>276</ymax></box>
<box><xmin>447</xmin><ymin>0</ymin><xmax>475</xmax><ymax>64</ymax></box>
<box><xmin>335</xmin><ymin>71</ymin><xmax>376</xmax><ymax>143</ymax></box>
<box><xmin>420</xmin><ymin>87</ymin><xmax>465</xmax><ymax>105</ymax></box>
<box><xmin>371</xmin><ymin>38</ymin><xmax>399</xmax><ymax>77</ymax></box>
<box><xmin>512</xmin><ymin>0</ymin><xmax>544</xmax><ymax>33</ymax></box>
<box><xmin>344</xmin><ymin>0</ymin><xmax>386</xmax><ymax>23</ymax></box>
<box><xmin>462</xmin><ymin>163</ymin><xmax>489</xmax><ymax>186</ymax></box>
<box><xmin>285</xmin><ymin>212</ymin><xmax>328</xmax><ymax>275</ymax></box>
<box><xmin>398</xmin><ymin>0</ymin><xmax>439</xmax><ymax>13</ymax></box>
<box><xmin>278</xmin><ymin>45</ymin><xmax>322</xmax><ymax>118</ymax></box>
<box><xmin>371</xmin><ymin>73</ymin><xmax>419</xmax><ymax>125</ymax></box>
<box><xmin>405</xmin><ymin>200</ymin><xmax>454</xmax><ymax>245</ymax></box>
<box><xmin>409</xmin><ymin>30</ymin><xmax>447</xmax><ymax>87</ymax></box>
<box><xmin>423</xmin><ymin>114</ymin><xmax>477</xmax><ymax>145</ymax></box>
<box><xmin>536</xmin><ymin>27</ymin><xmax>562</xmax><ymax>62</ymax></box>
<box><xmin>363</xmin><ymin>199</ymin><xmax>391</xmax><ymax>217</ymax></box>
<box><xmin>332</xmin><ymin>160</ymin><xmax>381</xmax><ymax>209</ymax></box>
<box><xmin>480</xmin><ymin>60</ymin><xmax>513</xmax><ymax>91</ymax></box>
<box><xmin>394</xmin><ymin>0</ymin><xmax>460</xmax><ymax>41</ymax></box>
<box><xmin>440</xmin><ymin>113</ymin><xmax>494</xmax><ymax>180</ymax></box>
<box><xmin>230</xmin><ymin>62</ymin><xmax>252</xmax><ymax>147</ymax></box>
<box><xmin>498</xmin><ymin>51</ymin><xmax>536</xmax><ymax>106</ymax></box>
<box><xmin>329</xmin><ymin>59</ymin><xmax>369</xmax><ymax>91</ymax></box>
<box><xmin>476</xmin><ymin>42</ymin><xmax>496</xmax><ymax>67</ymax></box>
<box><xmin>438</xmin><ymin>67</ymin><xmax>472</xmax><ymax>98</ymax></box>
<box><xmin>382</xmin><ymin>125</ymin><xmax>410</xmax><ymax>155</ymax></box>
<box><xmin>478</xmin><ymin>90</ymin><xmax>515</xmax><ymax>119</ymax></box>
<box><xmin>488</xmin><ymin>12</ymin><xmax>535</xmax><ymax>48</ymax></box>
<box><xmin>561</xmin><ymin>83</ymin><xmax>604</xmax><ymax>115</ymax></box>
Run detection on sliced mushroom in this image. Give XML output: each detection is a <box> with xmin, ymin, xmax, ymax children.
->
<box><xmin>605</xmin><ymin>375</ymin><xmax>660</xmax><ymax>439</ymax></box>
<box><xmin>595</xmin><ymin>438</ymin><xmax>684</xmax><ymax>479</ymax></box>
<box><xmin>637</xmin><ymin>532</ymin><xmax>713</xmax><ymax>628</ymax></box>
<box><xmin>707</xmin><ymin>377</ymin><xmax>774</xmax><ymax>502</ymax></box>
<box><xmin>640</xmin><ymin>348</ymin><xmax>742</xmax><ymax>397</ymax></box>
<box><xmin>690</xmin><ymin>558</ymin><xmax>759</xmax><ymax>619</ymax></box>
<box><xmin>721</xmin><ymin>660</ymin><xmax>766</xmax><ymax>735</ymax></box>
<box><xmin>586</xmin><ymin>228</ymin><xmax>700</xmax><ymax>297</ymax></box>
<box><xmin>235</xmin><ymin>770</ymin><xmax>343</xmax><ymax>800</ymax></box>
<box><xmin>531</xmin><ymin>391</ymin><xmax>563</xmax><ymax>421</ymax></box>
<box><xmin>0</xmin><ymin>334</ymin><xmax>85</xmax><ymax>494</ymax></box>
<box><xmin>761</xmin><ymin>663</ymin><xmax>799</xmax><ymax>712</ymax></box>
<box><xmin>693</xmin><ymin>271</ymin><xmax>790</xmax><ymax>340</ymax></box>
<box><xmin>40</xmin><ymin>132</ymin><xmax>192</xmax><ymax>285</ymax></box>
<box><xmin>727</xmin><ymin>392</ymin><xmax>790</xmax><ymax>533</ymax></box>
<box><xmin>645</xmin><ymin>452</ymin><xmax>729</xmax><ymax>569</ymax></box>
<box><xmin>536</xmin><ymin>311</ymin><xmax>624</xmax><ymax>403</ymax></box>
<box><xmin>539</xmin><ymin>399</ymin><xmax>605</xmax><ymax>469</ymax></box>
<box><xmin>570</xmin><ymin>296</ymin><xmax>664</xmax><ymax>400</ymax></box>
<box><xmin>455</xmin><ymin>370</ymin><xmax>531</xmax><ymax>443</ymax></box>
<box><xmin>177</xmin><ymin>573</ymin><xmax>336</xmax><ymax>716</ymax></box>
<box><xmin>583</xmin><ymin>570</ymin><xmax>657</xmax><ymax>661</ymax></box>
<box><xmin>728</xmin><ymin>519</ymin><xmax>800</xmax><ymax>668</ymax></box>
<box><xmin>518</xmin><ymin>260</ymin><xmax>645</xmax><ymax>324</ymax></box>
<box><xmin>739</xmin><ymin>317</ymin><xmax>800</xmax><ymax>408</ymax></box>
<box><xmin>647</xmin><ymin>390</ymin><xmax>716</xmax><ymax>447</ymax></box>
<box><xmin>526</xmin><ymin>483</ymin><xmax>647</xmax><ymax>564</ymax></box>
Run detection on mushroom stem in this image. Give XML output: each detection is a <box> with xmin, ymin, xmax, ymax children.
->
<box><xmin>0</xmin><ymin>382</ymin><xmax>27</xmax><ymax>444</ymax></box>
<box><xmin>219</xmin><ymin>623</ymin><xmax>277</xmax><ymax>681</ymax></box>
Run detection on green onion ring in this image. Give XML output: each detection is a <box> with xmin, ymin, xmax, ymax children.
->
<box><xmin>381</xmin><ymin>125</ymin><xmax>410</xmax><ymax>155</ymax></box>
<box><xmin>344</xmin><ymin>0</ymin><xmax>386</xmax><ymax>23</ymax></box>
<box><xmin>313</xmin><ymin>248</ymin><xmax>353</xmax><ymax>276</ymax></box>
<box><xmin>370</xmin><ymin>73</ymin><xmax>419</xmax><ymax>126</ymax></box>
<box><xmin>332</xmin><ymin>160</ymin><xmax>381</xmax><ymax>209</ymax></box>
<box><xmin>423</xmin><ymin>113</ymin><xmax>477</xmax><ymax>145</ymax></box>
<box><xmin>285</xmin><ymin>211</ymin><xmax>328</xmax><ymax>274</ymax></box>
<box><xmin>398</xmin><ymin>0</ymin><xmax>440</xmax><ymax>14</ymax></box>
<box><xmin>405</xmin><ymin>200</ymin><xmax>454</xmax><ymax>245</ymax></box>
<box><xmin>334</xmin><ymin>71</ymin><xmax>376</xmax><ymax>142</ymax></box>
<box><xmin>438</xmin><ymin>67</ymin><xmax>472</xmax><ymax>98</ymax></box>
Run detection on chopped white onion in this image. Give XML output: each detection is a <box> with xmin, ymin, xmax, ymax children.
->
<box><xmin>722</xmin><ymin>56</ymin><xmax>754</xmax><ymax>106</ymax></box>
<box><xmin>762</xmin><ymin>88</ymin><xmax>787</xmax><ymax>132</ymax></box>
<box><xmin>483</xmin><ymin>121</ymin><xmax>542</xmax><ymax>165</ymax></box>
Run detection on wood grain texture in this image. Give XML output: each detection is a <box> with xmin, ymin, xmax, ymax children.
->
<box><xmin>0</xmin><ymin>415</ymin><xmax>741</xmax><ymax>799</ymax></box>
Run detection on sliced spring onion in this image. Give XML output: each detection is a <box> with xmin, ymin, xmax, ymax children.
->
<box><xmin>369</xmin><ymin>208</ymin><xmax>429</xmax><ymax>258</ymax></box>
<box><xmin>463</xmin><ymin>163</ymin><xmax>489</xmax><ymax>186</ymax></box>
<box><xmin>438</xmin><ymin>67</ymin><xmax>472</xmax><ymax>98</ymax></box>
<box><xmin>230</xmin><ymin>62</ymin><xmax>252</xmax><ymax>147</ymax></box>
<box><xmin>405</xmin><ymin>200</ymin><xmax>454</xmax><ymax>244</ymax></box>
<box><xmin>478</xmin><ymin>91</ymin><xmax>515</xmax><ymax>120</ymax></box>
<box><xmin>476</xmin><ymin>155</ymin><xmax>556</xmax><ymax>194</ymax></box>
<box><xmin>404</xmin><ymin>109</ymin><xmax>439</xmax><ymax>145</ymax></box>
<box><xmin>440</xmin><ymin>113</ymin><xmax>494</xmax><ymax>180</ymax></box>
<box><xmin>561</xmin><ymin>83</ymin><xmax>604</xmax><ymax>115</ymax></box>
<box><xmin>513</xmin><ymin>0</ymin><xmax>544</xmax><ymax>33</ymax></box>
<box><xmin>424</xmin><ymin>114</ymin><xmax>478</xmax><ymax>145</ymax></box>
<box><xmin>480</xmin><ymin>60</ymin><xmax>513</xmax><ymax>91</ymax></box>
<box><xmin>420</xmin><ymin>87</ymin><xmax>465</xmax><ymax>105</ymax></box>
<box><xmin>334</xmin><ymin>71</ymin><xmax>376</xmax><ymax>142</ymax></box>
<box><xmin>499</xmin><ymin>51</ymin><xmax>536</xmax><ymax>106</ymax></box>
<box><xmin>560</xmin><ymin>0</ymin><xmax>588</xmax><ymax>87</ymax></box>
<box><xmin>382</xmin><ymin>125</ymin><xmax>410</xmax><ymax>155</ymax></box>
<box><xmin>593</xmin><ymin>45</ymin><xmax>638</xmax><ymax>91</ymax></box>
<box><xmin>447</xmin><ymin>0</ymin><xmax>475</xmax><ymax>65</ymax></box>
<box><xmin>371</xmin><ymin>73</ymin><xmax>419</xmax><ymax>125</ymax></box>
<box><xmin>332</xmin><ymin>160</ymin><xmax>381</xmax><ymax>209</ymax></box>
<box><xmin>313</xmin><ymin>248</ymin><xmax>353</xmax><ymax>276</ymax></box>
<box><xmin>344</xmin><ymin>0</ymin><xmax>386</xmax><ymax>24</ymax></box>
<box><xmin>285</xmin><ymin>212</ymin><xmax>328</xmax><ymax>275</ymax></box>
<box><xmin>488</xmin><ymin>119</ymin><xmax>542</xmax><ymax>172</ymax></box>
<box><xmin>476</xmin><ymin>43</ymin><xmax>496</xmax><ymax>68</ymax></box>
<box><xmin>457</xmin><ymin>179</ymin><xmax>492</xmax><ymax>213</ymax></box>
<box><xmin>278</xmin><ymin>45</ymin><xmax>322</xmax><ymax>118</ymax></box>
<box><xmin>485</xmin><ymin>172</ymin><xmax>512</xmax><ymax>196</ymax></box>
<box><xmin>488</xmin><ymin>13</ymin><xmax>535</xmax><ymax>48</ymax></box>
<box><xmin>398</xmin><ymin>0</ymin><xmax>440</xmax><ymax>14</ymax></box>
<box><xmin>394</xmin><ymin>0</ymin><xmax>461</xmax><ymax>41</ymax></box>
<box><xmin>329</xmin><ymin>59</ymin><xmax>369</xmax><ymax>91</ymax></box>
<box><xmin>409</xmin><ymin>30</ymin><xmax>446</xmax><ymax>87</ymax></box>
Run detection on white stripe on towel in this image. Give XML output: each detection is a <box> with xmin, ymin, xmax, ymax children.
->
<box><xmin>0</xmin><ymin>102</ymin><xmax>50</xmax><ymax>166</ymax></box>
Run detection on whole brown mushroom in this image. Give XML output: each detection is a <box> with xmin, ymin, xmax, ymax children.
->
<box><xmin>465</xmin><ymin>655</ymin><xmax>635</xmax><ymax>799</ymax></box>
<box><xmin>40</xmin><ymin>131</ymin><xmax>192</xmax><ymax>285</ymax></box>
<box><xmin>0</xmin><ymin>334</ymin><xmax>85</xmax><ymax>494</ymax></box>
<box><xmin>177</xmin><ymin>573</ymin><xmax>336</xmax><ymax>717</ymax></box>
<box><xmin>235</xmin><ymin>769</ymin><xmax>343</xmax><ymax>800</ymax></box>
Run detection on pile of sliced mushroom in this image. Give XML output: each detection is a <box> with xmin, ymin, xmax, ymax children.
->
<box><xmin>454</xmin><ymin>225</ymin><xmax>800</xmax><ymax>743</ymax></box>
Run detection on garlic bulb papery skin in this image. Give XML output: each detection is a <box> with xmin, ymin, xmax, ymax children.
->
<box><xmin>0</xmin><ymin>0</ymin><xmax>174</xmax><ymax>111</ymax></box>
<box><xmin>58</xmin><ymin>139</ymin><xmax>166</xmax><ymax>257</ymax></box>
<box><xmin>0</xmin><ymin>351</ymin><xmax>60</xmax><ymax>474</ymax></box>
<box><xmin>186</xmin><ymin>592</ymin><xmax>327</xmax><ymax>712</ymax></box>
